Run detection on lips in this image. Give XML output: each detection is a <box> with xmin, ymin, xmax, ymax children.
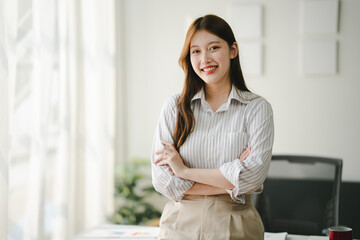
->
<box><xmin>201</xmin><ymin>65</ymin><xmax>218</xmax><ymax>73</ymax></box>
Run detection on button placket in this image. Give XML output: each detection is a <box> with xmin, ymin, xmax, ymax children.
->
<box><xmin>208</xmin><ymin>115</ymin><xmax>215</xmax><ymax>162</ymax></box>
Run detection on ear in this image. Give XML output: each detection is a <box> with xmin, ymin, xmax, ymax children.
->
<box><xmin>230</xmin><ymin>42</ymin><xmax>238</xmax><ymax>59</ymax></box>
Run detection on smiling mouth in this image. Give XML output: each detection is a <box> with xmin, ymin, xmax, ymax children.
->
<box><xmin>201</xmin><ymin>66</ymin><xmax>218</xmax><ymax>72</ymax></box>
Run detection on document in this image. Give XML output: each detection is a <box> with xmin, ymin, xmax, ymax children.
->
<box><xmin>73</xmin><ymin>224</ymin><xmax>159</xmax><ymax>239</ymax></box>
<box><xmin>264</xmin><ymin>232</ymin><xmax>287</xmax><ymax>240</ymax></box>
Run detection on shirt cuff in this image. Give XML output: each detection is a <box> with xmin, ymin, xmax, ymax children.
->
<box><xmin>165</xmin><ymin>176</ymin><xmax>194</xmax><ymax>202</ymax></box>
<box><xmin>220</xmin><ymin>159</ymin><xmax>246</xmax><ymax>203</ymax></box>
<box><xmin>225</xmin><ymin>189</ymin><xmax>246</xmax><ymax>204</ymax></box>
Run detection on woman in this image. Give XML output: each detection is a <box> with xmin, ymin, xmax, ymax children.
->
<box><xmin>151</xmin><ymin>14</ymin><xmax>274</xmax><ymax>240</ymax></box>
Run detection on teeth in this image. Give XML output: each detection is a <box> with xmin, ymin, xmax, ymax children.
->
<box><xmin>203</xmin><ymin>66</ymin><xmax>216</xmax><ymax>72</ymax></box>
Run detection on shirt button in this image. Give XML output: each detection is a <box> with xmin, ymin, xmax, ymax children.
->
<box><xmin>210</xmin><ymin>133</ymin><xmax>214</xmax><ymax>137</ymax></box>
<box><xmin>208</xmin><ymin>157</ymin><xmax>212</xmax><ymax>161</ymax></box>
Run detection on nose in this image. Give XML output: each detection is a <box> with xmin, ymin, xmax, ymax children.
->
<box><xmin>201</xmin><ymin>51</ymin><xmax>211</xmax><ymax>64</ymax></box>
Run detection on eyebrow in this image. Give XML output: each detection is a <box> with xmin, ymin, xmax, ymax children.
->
<box><xmin>190</xmin><ymin>41</ymin><xmax>221</xmax><ymax>49</ymax></box>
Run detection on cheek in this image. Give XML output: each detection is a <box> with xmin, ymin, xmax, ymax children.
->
<box><xmin>190</xmin><ymin>56</ymin><xmax>199</xmax><ymax>71</ymax></box>
<box><xmin>215</xmin><ymin>52</ymin><xmax>230</xmax><ymax>64</ymax></box>
<box><xmin>218</xmin><ymin>55</ymin><xmax>231</xmax><ymax>70</ymax></box>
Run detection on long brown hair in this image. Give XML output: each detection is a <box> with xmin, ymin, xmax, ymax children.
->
<box><xmin>174</xmin><ymin>14</ymin><xmax>250</xmax><ymax>150</ymax></box>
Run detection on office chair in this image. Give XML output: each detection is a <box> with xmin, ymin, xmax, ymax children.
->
<box><xmin>253</xmin><ymin>155</ymin><xmax>342</xmax><ymax>235</ymax></box>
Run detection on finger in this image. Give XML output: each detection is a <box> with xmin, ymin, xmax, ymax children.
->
<box><xmin>239</xmin><ymin>148</ymin><xmax>248</xmax><ymax>158</ymax></box>
<box><xmin>154</xmin><ymin>148</ymin><xmax>172</xmax><ymax>155</ymax></box>
<box><xmin>161</xmin><ymin>140</ymin><xmax>171</xmax><ymax>146</ymax></box>
<box><xmin>243</xmin><ymin>147</ymin><xmax>250</xmax><ymax>154</ymax></box>
<box><xmin>243</xmin><ymin>147</ymin><xmax>251</xmax><ymax>159</ymax></box>
<box><xmin>243</xmin><ymin>151</ymin><xmax>250</xmax><ymax>159</ymax></box>
<box><xmin>154</xmin><ymin>157</ymin><xmax>161</xmax><ymax>164</ymax></box>
<box><xmin>156</xmin><ymin>160</ymin><xmax>168</xmax><ymax>166</ymax></box>
<box><xmin>239</xmin><ymin>147</ymin><xmax>251</xmax><ymax>161</ymax></box>
<box><xmin>154</xmin><ymin>155</ymin><xmax>166</xmax><ymax>164</ymax></box>
<box><xmin>161</xmin><ymin>140</ymin><xmax>177</xmax><ymax>151</ymax></box>
<box><xmin>154</xmin><ymin>148</ymin><xmax>167</xmax><ymax>155</ymax></box>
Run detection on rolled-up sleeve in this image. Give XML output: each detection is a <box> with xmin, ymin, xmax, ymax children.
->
<box><xmin>219</xmin><ymin>99</ymin><xmax>274</xmax><ymax>203</ymax></box>
<box><xmin>151</xmin><ymin>95</ymin><xmax>194</xmax><ymax>201</ymax></box>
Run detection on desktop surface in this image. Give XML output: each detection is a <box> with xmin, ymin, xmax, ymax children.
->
<box><xmin>71</xmin><ymin>224</ymin><xmax>330</xmax><ymax>240</ymax></box>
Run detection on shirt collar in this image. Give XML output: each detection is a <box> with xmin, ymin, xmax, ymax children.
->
<box><xmin>229</xmin><ymin>85</ymin><xmax>259</xmax><ymax>104</ymax></box>
<box><xmin>191</xmin><ymin>88</ymin><xmax>204</xmax><ymax>102</ymax></box>
<box><xmin>191</xmin><ymin>85</ymin><xmax>259</xmax><ymax>104</ymax></box>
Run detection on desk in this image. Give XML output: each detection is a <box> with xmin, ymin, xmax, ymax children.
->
<box><xmin>71</xmin><ymin>224</ymin><xmax>328</xmax><ymax>240</ymax></box>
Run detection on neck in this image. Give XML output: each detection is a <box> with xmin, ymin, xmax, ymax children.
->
<box><xmin>204</xmin><ymin>81</ymin><xmax>232</xmax><ymax>113</ymax></box>
<box><xmin>204</xmin><ymin>81</ymin><xmax>232</xmax><ymax>103</ymax></box>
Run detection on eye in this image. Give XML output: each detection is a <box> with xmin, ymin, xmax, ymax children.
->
<box><xmin>191</xmin><ymin>49</ymin><xmax>200</xmax><ymax>54</ymax></box>
<box><xmin>210</xmin><ymin>46</ymin><xmax>219</xmax><ymax>51</ymax></box>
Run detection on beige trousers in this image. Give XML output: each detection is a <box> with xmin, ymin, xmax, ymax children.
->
<box><xmin>158</xmin><ymin>194</ymin><xmax>264</xmax><ymax>240</ymax></box>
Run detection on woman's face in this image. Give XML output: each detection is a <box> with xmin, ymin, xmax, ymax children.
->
<box><xmin>190</xmin><ymin>30</ymin><xmax>237</xmax><ymax>87</ymax></box>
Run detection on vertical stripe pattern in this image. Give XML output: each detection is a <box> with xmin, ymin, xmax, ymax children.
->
<box><xmin>151</xmin><ymin>85</ymin><xmax>274</xmax><ymax>203</ymax></box>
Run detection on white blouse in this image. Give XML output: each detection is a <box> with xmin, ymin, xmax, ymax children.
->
<box><xmin>151</xmin><ymin>85</ymin><xmax>274</xmax><ymax>203</ymax></box>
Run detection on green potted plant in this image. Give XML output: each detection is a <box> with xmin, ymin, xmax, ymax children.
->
<box><xmin>112</xmin><ymin>158</ymin><xmax>162</xmax><ymax>226</ymax></box>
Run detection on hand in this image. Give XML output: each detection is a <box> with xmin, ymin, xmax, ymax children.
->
<box><xmin>154</xmin><ymin>140</ymin><xmax>188</xmax><ymax>178</ymax></box>
<box><xmin>239</xmin><ymin>147</ymin><xmax>251</xmax><ymax>162</ymax></box>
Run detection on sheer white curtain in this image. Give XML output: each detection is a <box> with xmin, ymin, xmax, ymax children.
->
<box><xmin>1</xmin><ymin>0</ymin><xmax>118</xmax><ymax>239</ymax></box>
<box><xmin>0</xmin><ymin>0</ymin><xmax>10</xmax><ymax>239</ymax></box>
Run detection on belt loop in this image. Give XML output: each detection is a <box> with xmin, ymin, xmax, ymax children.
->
<box><xmin>245</xmin><ymin>194</ymin><xmax>252</xmax><ymax>205</ymax></box>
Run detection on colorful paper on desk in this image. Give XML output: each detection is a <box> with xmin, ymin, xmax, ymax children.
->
<box><xmin>264</xmin><ymin>232</ymin><xmax>288</xmax><ymax>240</ymax></box>
<box><xmin>78</xmin><ymin>225</ymin><xmax>159</xmax><ymax>239</ymax></box>
<box><xmin>308</xmin><ymin>236</ymin><xmax>328</xmax><ymax>240</ymax></box>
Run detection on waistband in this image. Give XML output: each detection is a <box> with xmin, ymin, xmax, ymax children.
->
<box><xmin>182</xmin><ymin>194</ymin><xmax>253</xmax><ymax>205</ymax></box>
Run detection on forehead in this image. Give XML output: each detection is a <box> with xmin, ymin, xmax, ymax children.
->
<box><xmin>190</xmin><ymin>30</ymin><xmax>225</xmax><ymax>46</ymax></box>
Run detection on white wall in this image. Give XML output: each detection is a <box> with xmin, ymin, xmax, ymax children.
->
<box><xmin>122</xmin><ymin>0</ymin><xmax>360</xmax><ymax>182</ymax></box>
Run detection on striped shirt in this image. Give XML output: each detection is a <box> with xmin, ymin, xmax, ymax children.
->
<box><xmin>151</xmin><ymin>85</ymin><xmax>274</xmax><ymax>203</ymax></box>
